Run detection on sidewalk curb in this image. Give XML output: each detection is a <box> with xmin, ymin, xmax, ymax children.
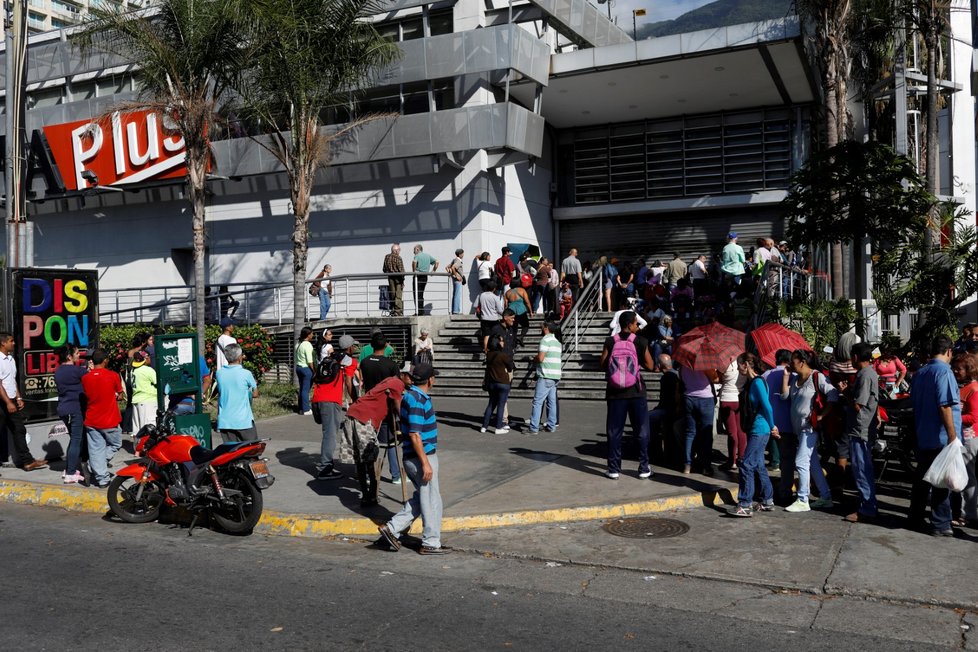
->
<box><xmin>0</xmin><ymin>479</ymin><xmax>737</xmax><ymax>537</ymax></box>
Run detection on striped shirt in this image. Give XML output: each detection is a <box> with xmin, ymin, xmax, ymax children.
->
<box><xmin>537</xmin><ymin>333</ymin><xmax>562</xmax><ymax>380</ymax></box>
<box><xmin>400</xmin><ymin>385</ymin><xmax>438</xmax><ymax>458</ymax></box>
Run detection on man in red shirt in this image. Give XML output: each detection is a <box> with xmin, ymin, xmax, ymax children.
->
<box><xmin>494</xmin><ymin>247</ymin><xmax>515</xmax><ymax>296</ymax></box>
<box><xmin>81</xmin><ymin>349</ymin><xmax>124</xmax><ymax>488</ymax></box>
<box><xmin>344</xmin><ymin>372</ymin><xmax>409</xmax><ymax>506</ymax></box>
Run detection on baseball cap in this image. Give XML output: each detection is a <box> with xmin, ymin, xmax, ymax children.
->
<box><xmin>220</xmin><ymin>317</ymin><xmax>233</xmax><ymax>328</ymax></box>
<box><xmin>727</xmin><ymin>231</ymin><xmax>738</xmax><ymax>239</ymax></box>
<box><xmin>338</xmin><ymin>334</ymin><xmax>358</xmax><ymax>349</ymax></box>
<box><xmin>779</xmin><ymin>240</ymin><xmax>788</xmax><ymax>246</ymax></box>
<box><xmin>410</xmin><ymin>363</ymin><xmax>440</xmax><ymax>382</ymax></box>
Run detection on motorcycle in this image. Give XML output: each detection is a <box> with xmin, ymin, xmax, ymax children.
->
<box><xmin>106</xmin><ymin>414</ymin><xmax>275</xmax><ymax>534</ymax></box>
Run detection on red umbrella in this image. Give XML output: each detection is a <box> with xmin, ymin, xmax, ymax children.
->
<box><xmin>673</xmin><ymin>322</ymin><xmax>746</xmax><ymax>371</ymax></box>
<box><xmin>750</xmin><ymin>322</ymin><xmax>812</xmax><ymax>368</ymax></box>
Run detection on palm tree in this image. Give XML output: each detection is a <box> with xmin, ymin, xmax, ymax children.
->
<box><xmin>77</xmin><ymin>0</ymin><xmax>247</xmax><ymax>350</ymax></box>
<box><xmin>236</xmin><ymin>0</ymin><xmax>399</xmax><ymax>346</ymax></box>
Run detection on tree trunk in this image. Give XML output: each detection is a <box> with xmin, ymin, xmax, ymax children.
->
<box><xmin>825</xmin><ymin>52</ymin><xmax>846</xmax><ymax>300</ymax></box>
<box><xmin>186</xmin><ymin>150</ymin><xmax>208</xmax><ymax>353</ymax></box>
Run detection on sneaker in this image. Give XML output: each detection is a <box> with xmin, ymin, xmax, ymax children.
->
<box><xmin>302</xmin><ymin>410</ymin><xmax>313</xmax><ymax>416</ymax></box>
<box><xmin>931</xmin><ymin>528</ymin><xmax>955</xmax><ymax>538</ymax></box>
<box><xmin>377</xmin><ymin>525</ymin><xmax>401</xmax><ymax>551</ymax></box>
<box><xmin>418</xmin><ymin>545</ymin><xmax>452</xmax><ymax>555</ymax></box>
<box><xmin>479</xmin><ymin>428</ymin><xmax>488</xmax><ymax>433</ymax></box>
<box><xmin>494</xmin><ymin>428</ymin><xmax>509</xmax><ymax>435</ymax></box>
<box><xmin>638</xmin><ymin>468</ymin><xmax>653</xmax><ymax>479</ymax></box>
<box><xmin>526</xmin><ymin>430</ymin><xmax>539</xmax><ymax>435</ymax></box>
<box><xmin>95</xmin><ymin>479</ymin><xmax>112</xmax><ymax>488</ymax></box>
<box><xmin>701</xmin><ymin>465</ymin><xmax>714</xmax><ymax>477</ymax></box>
<box><xmin>544</xmin><ymin>425</ymin><xmax>556</xmax><ymax>432</ymax></box>
<box><xmin>752</xmin><ymin>502</ymin><xmax>775</xmax><ymax>512</ymax></box>
<box><xmin>391</xmin><ymin>477</ymin><xmax>401</xmax><ymax>485</ymax></box>
<box><xmin>810</xmin><ymin>497</ymin><xmax>833</xmax><ymax>509</ymax></box>
<box><xmin>63</xmin><ymin>471</ymin><xmax>85</xmax><ymax>485</ymax></box>
<box><xmin>729</xmin><ymin>505</ymin><xmax>753</xmax><ymax>518</ymax></box>
<box><xmin>682</xmin><ymin>464</ymin><xmax>692</xmax><ymax>475</ymax></box>
<box><xmin>605</xmin><ymin>470</ymin><xmax>620</xmax><ymax>480</ymax></box>
<box><xmin>316</xmin><ymin>466</ymin><xmax>342</xmax><ymax>480</ymax></box>
<box><xmin>785</xmin><ymin>499</ymin><xmax>811</xmax><ymax>513</ymax></box>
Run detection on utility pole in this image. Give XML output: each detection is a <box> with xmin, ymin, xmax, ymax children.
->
<box><xmin>632</xmin><ymin>8</ymin><xmax>645</xmax><ymax>40</ymax></box>
<box><xmin>4</xmin><ymin>0</ymin><xmax>30</xmax><ymax>270</ymax></box>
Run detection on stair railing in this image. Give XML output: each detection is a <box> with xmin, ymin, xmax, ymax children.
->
<box><xmin>560</xmin><ymin>268</ymin><xmax>604</xmax><ymax>362</ymax></box>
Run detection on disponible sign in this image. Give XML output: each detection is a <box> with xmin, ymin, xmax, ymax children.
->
<box><xmin>11</xmin><ymin>269</ymin><xmax>99</xmax><ymax>420</ymax></box>
<box><xmin>43</xmin><ymin>110</ymin><xmax>189</xmax><ymax>191</ymax></box>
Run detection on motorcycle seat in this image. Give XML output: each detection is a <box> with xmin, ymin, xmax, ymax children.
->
<box><xmin>190</xmin><ymin>441</ymin><xmax>251</xmax><ymax>466</ymax></box>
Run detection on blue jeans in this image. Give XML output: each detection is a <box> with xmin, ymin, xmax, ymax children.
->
<box><xmin>377</xmin><ymin>422</ymin><xmax>400</xmax><ymax>481</ymax></box>
<box><xmin>684</xmin><ymin>395</ymin><xmax>715</xmax><ymax>467</ymax></box>
<box><xmin>483</xmin><ymin>382</ymin><xmax>512</xmax><ymax>429</ymax></box>
<box><xmin>910</xmin><ymin>446</ymin><xmax>950</xmax><ymax>530</ymax></box>
<box><xmin>739</xmin><ymin>433</ymin><xmax>773</xmax><ymax>507</ymax></box>
<box><xmin>319</xmin><ymin>289</ymin><xmax>331</xmax><ymax>320</ymax></box>
<box><xmin>387</xmin><ymin>454</ymin><xmax>442</xmax><ymax>548</ymax></box>
<box><xmin>317</xmin><ymin>402</ymin><xmax>343</xmax><ymax>469</ymax></box>
<box><xmin>61</xmin><ymin>412</ymin><xmax>85</xmax><ymax>475</ymax></box>
<box><xmin>606</xmin><ymin>396</ymin><xmax>650</xmax><ymax>474</ymax></box>
<box><xmin>529</xmin><ymin>377</ymin><xmax>558</xmax><ymax>431</ymax></box>
<box><xmin>849</xmin><ymin>436</ymin><xmax>878</xmax><ymax>516</ymax></box>
<box><xmin>452</xmin><ymin>280</ymin><xmax>463</xmax><ymax>314</ymax></box>
<box><xmin>652</xmin><ymin>342</ymin><xmax>672</xmax><ymax>363</ymax></box>
<box><xmin>86</xmin><ymin>426</ymin><xmax>122</xmax><ymax>485</ymax></box>
<box><xmin>795</xmin><ymin>427</ymin><xmax>831</xmax><ymax>501</ymax></box>
<box><xmin>296</xmin><ymin>366</ymin><xmax>313</xmax><ymax>412</ymax></box>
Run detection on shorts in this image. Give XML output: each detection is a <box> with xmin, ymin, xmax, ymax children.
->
<box><xmin>220</xmin><ymin>426</ymin><xmax>258</xmax><ymax>442</ymax></box>
<box><xmin>481</xmin><ymin>320</ymin><xmax>499</xmax><ymax>337</ymax></box>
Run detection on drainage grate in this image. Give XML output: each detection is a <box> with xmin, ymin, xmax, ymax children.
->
<box><xmin>602</xmin><ymin>517</ymin><xmax>690</xmax><ymax>539</ymax></box>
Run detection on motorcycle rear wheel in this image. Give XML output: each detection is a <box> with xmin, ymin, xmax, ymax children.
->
<box><xmin>107</xmin><ymin>476</ymin><xmax>165</xmax><ymax>524</ymax></box>
<box><xmin>211</xmin><ymin>472</ymin><xmax>263</xmax><ymax>534</ymax></box>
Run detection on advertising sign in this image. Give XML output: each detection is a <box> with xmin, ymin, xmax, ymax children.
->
<box><xmin>10</xmin><ymin>268</ymin><xmax>99</xmax><ymax>422</ymax></box>
<box><xmin>42</xmin><ymin>109</ymin><xmax>189</xmax><ymax>191</ymax></box>
<box><xmin>155</xmin><ymin>333</ymin><xmax>212</xmax><ymax>447</ymax></box>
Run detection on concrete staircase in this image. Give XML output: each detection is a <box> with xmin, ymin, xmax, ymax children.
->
<box><xmin>429</xmin><ymin>314</ymin><xmax>661</xmax><ymax>401</ymax></box>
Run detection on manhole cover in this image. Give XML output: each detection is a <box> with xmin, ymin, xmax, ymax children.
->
<box><xmin>602</xmin><ymin>517</ymin><xmax>689</xmax><ymax>539</ymax></box>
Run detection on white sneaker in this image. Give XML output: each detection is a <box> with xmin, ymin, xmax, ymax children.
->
<box><xmin>63</xmin><ymin>471</ymin><xmax>84</xmax><ymax>484</ymax></box>
<box><xmin>479</xmin><ymin>428</ymin><xmax>487</xmax><ymax>433</ymax></box>
<box><xmin>494</xmin><ymin>428</ymin><xmax>509</xmax><ymax>435</ymax></box>
<box><xmin>638</xmin><ymin>469</ymin><xmax>653</xmax><ymax>479</ymax></box>
<box><xmin>302</xmin><ymin>410</ymin><xmax>313</xmax><ymax>416</ymax></box>
<box><xmin>605</xmin><ymin>470</ymin><xmax>620</xmax><ymax>480</ymax></box>
<box><xmin>785</xmin><ymin>499</ymin><xmax>811</xmax><ymax>513</ymax></box>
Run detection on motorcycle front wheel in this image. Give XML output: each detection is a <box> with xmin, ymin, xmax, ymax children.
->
<box><xmin>211</xmin><ymin>472</ymin><xmax>263</xmax><ymax>534</ymax></box>
<box><xmin>107</xmin><ymin>476</ymin><xmax>165</xmax><ymax>523</ymax></box>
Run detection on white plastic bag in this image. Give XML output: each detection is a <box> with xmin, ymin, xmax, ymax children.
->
<box><xmin>922</xmin><ymin>438</ymin><xmax>968</xmax><ymax>492</ymax></box>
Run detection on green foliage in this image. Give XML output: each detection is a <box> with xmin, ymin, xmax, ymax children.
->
<box><xmin>783</xmin><ymin>140</ymin><xmax>935</xmax><ymax>247</ymax></box>
<box><xmin>98</xmin><ymin>324</ymin><xmax>275</xmax><ymax>382</ymax></box>
<box><xmin>773</xmin><ymin>298</ymin><xmax>861</xmax><ymax>354</ymax></box>
<box><xmin>873</xmin><ymin>201</ymin><xmax>978</xmax><ymax>351</ymax></box>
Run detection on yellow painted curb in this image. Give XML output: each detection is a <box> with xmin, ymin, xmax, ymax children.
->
<box><xmin>0</xmin><ymin>478</ymin><xmax>737</xmax><ymax>538</ymax></box>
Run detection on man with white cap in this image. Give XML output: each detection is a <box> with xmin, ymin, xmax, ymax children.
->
<box><xmin>377</xmin><ymin>362</ymin><xmax>450</xmax><ymax>555</ymax></box>
<box><xmin>720</xmin><ymin>232</ymin><xmax>746</xmax><ymax>286</ymax></box>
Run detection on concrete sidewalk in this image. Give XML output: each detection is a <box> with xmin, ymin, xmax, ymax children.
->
<box><xmin>0</xmin><ymin>398</ymin><xmax>737</xmax><ymax>536</ymax></box>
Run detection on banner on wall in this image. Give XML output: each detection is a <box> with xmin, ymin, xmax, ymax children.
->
<box><xmin>8</xmin><ymin>268</ymin><xmax>99</xmax><ymax>423</ymax></box>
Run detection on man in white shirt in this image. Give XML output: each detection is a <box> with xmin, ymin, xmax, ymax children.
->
<box><xmin>559</xmin><ymin>248</ymin><xmax>583</xmax><ymax>305</ymax></box>
<box><xmin>0</xmin><ymin>332</ymin><xmax>47</xmax><ymax>471</ymax></box>
<box><xmin>690</xmin><ymin>254</ymin><xmax>709</xmax><ymax>297</ymax></box>
<box><xmin>215</xmin><ymin>317</ymin><xmax>237</xmax><ymax>369</ymax></box>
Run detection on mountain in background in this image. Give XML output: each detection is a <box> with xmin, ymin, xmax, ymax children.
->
<box><xmin>636</xmin><ymin>0</ymin><xmax>794</xmax><ymax>39</ymax></box>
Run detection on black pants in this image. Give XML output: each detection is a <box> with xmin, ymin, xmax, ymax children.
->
<box><xmin>567</xmin><ymin>281</ymin><xmax>580</xmax><ymax>307</ymax></box>
<box><xmin>0</xmin><ymin>406</ymin><xmax>34</xmax><ymax>467</ymax></box>
<box><xmin>415</xmin><ymin>275</ymin><xmax>428</xmax><ymax>316</ymax></box>
<box><xmin>514</xmin><ymin>312</ymin><xmax>529</xmax><ymax>347</ymax></box>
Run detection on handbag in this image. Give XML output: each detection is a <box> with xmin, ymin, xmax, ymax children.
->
<box><xmin>810</xmin><ymin>371</ymin><xmax>845</xmax><ymax>440</ymax></box>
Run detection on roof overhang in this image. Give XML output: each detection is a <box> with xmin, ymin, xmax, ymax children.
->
<box><xmin>511</xmin><ymin>16</ymin><xmax>815</xmax><ymax>128</ymax></box>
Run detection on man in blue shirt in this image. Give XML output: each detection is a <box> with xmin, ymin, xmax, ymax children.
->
<box><xmin>378</xmin><ymin>363</ymin><xmax>449</xmax><ymax>555</ymax></box>
<box><xmin>910</xmin><ymin>335</ymin><xmax>961</xmax><ymax>536</ymax></box>
<box><xmin>215</xmin><ymin>343</ymin><xmax>258</xmax><ymax>441</ymax></box>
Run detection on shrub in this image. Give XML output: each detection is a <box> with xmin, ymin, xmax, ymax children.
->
<box><xmin>98</xmin><ymin>323</ymin><xmax>274</xmax><ymax>382</ymax></box>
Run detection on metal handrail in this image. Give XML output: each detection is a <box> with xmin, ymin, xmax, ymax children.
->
<box><xmin>560</xmin><ymin>269</ymin><xmax>604</xmax><ymax>361</ymax></box>
<box><xmin>99</xmin><ymin>271</ymin><xmax>456</xmax><ymax>325</ymax></box>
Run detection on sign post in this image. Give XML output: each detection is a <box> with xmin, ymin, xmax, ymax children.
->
<box><xmin>154</xmin><ymin>333</ymin><xmax>212</xmax><ymax>447</ymax></box>
<box><xmin>6</xmin><ymin>268</ymin><xmax>98</xmax><ymax>423</ymax></box>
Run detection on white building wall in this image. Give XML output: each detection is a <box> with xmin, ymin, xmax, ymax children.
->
<box><xmin>950</xmin><ymin>0</ymin><xmax>976</xmax><ymax>219</ymax></box>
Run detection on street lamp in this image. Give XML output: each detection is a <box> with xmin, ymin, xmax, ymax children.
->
<box><xmin>632</xmin><ymin>8</ymin><xmax>646</xmax><ymax>41</ymax></box>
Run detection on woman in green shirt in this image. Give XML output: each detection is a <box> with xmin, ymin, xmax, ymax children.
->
<box><xmin>295</xmin><ymin>327</ymin><xmax>317</xmax><ymax>415</ymax></box>
<box><xmin>130</xmin><ymin>351</ymin><xmax>158</xmax><ymax>434</ymax></box>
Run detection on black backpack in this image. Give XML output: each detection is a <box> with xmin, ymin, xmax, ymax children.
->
<box><xmin>315</xmin><ymin>351</ymin><xmax>346</xmax><ymax>385</ymax></box>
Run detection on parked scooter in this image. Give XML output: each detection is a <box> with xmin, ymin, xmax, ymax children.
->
<box><xmin>106</xmin><ymin>413</ymin><xmax>274</xmax><ymax>534</ymax></box>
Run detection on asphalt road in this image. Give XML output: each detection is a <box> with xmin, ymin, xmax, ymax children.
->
<box><xmin>1</xmin><ymin>503</ymin><xmax>965</xmax><ymax>651</ymax></box>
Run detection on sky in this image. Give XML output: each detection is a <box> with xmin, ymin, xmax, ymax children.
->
<box><xmin>597</xmin><ymin>0</ymin><xmax>718</xmax><ymax>28</ymax></box>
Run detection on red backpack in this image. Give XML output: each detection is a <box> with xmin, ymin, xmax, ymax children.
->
<box><xmin>520</xmin><ymin>273</ymin><xmax>533</xmax><ymax>289</ymax></box>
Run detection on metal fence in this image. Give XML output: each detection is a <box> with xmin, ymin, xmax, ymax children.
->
<box><xmin>99</xmin><ymin>272</ymin><xmax>456</xmax><ymax>325</ymax></box>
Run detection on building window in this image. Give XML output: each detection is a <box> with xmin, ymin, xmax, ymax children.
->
<box><xmin>432</xmin><ymin>78</ymin><xmax>454</xmax><ymax>111</ymax></box>
<box><xmin>400</xmin><ymin>17</ymin><xmax>423</xmax><ymax>41</ymax></box>
<box><xmin>402</xmin><ymin>81</ymin><xmax>429</xmax><ymax>115</ymax></box>
<box><xmin>28</xmin><ymin>11</ymin><xmax>46</xmax><ymax>28</ymax></box>
<box><xmin>28</xmin><ymin>87</ymin><xmax>64</xmax><ymax>108</ymax></box>
<box><xmin>51</xmin><ymin>18</ymin><xmax>69</xmax><ymax>28</ymax></box>
<box><xmin>96</xmin><ymin>75</ymin><xmax>128</xmax><ymax>96</ymax></box>
<box><xmin>428</xmin><ymin>10</ymin><xmax>452</xmax><ymax>36</ymax></box>
<box><xmin>51</xmin><ymin>0</ymin><xmax>81</xmax><ymax>15</ymax></box>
